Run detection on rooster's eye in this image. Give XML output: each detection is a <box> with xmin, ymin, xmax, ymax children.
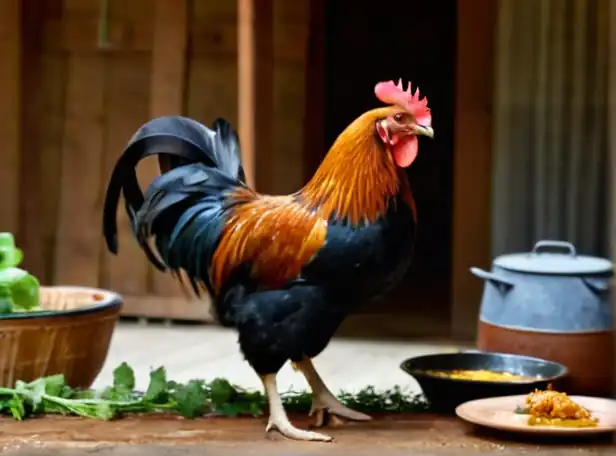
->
<box><xmin>394</xmin><ymin>113</ymin><xmax>404</xmax><ymax>122</ymax></box>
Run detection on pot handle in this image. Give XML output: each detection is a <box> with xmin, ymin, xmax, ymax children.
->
<box><xmin>469</xmin><ymin>267</ymin><xmax>515</xmax><ymax>293</ymax></box>
<box><xmin>531</xmin><ymin>240</ymin><xmax>577</xmax><ymax>257</ymax></box>
<box><xmin>582</xmin><ymin>277</ymin><xmax>611</xmax><ymax>294</ymax></box>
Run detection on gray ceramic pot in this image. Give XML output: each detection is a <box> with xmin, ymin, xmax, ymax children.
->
<box><xmin>470</xmin><ymin>240</ymin><xmax>613</xmax><ymax>332</ymax></box>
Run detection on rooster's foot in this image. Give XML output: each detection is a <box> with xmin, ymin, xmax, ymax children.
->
<box><xmin>261</xmin><ymin>373</ymin><xmax>333</xmax><ymax>442</ymax></box>
<box><xmin>266</xmin><ymin>417</ymin><xmax>333</xmax><ymax>442</ymax></box>
<box><xmin>309</xmin><ymin>392</ymin><xmax>372</xmax><ymax>428</ymax></box>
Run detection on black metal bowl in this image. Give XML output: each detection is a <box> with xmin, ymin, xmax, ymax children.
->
<box><xmin>400</xmin><ymin>351</ymin><xmax>568</xmax><ymax>412</ymax></box>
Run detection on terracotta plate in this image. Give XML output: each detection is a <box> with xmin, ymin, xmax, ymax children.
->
<box><xmin>456</xmin><ymin>395</ymin><xmax>616</xmax><ymax>435</ymax></box>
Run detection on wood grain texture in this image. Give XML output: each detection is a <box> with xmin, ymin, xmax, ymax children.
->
<box><xmin>237</xmin><ymin>0</ymin><xmax>274</xmax><ymax>191</ymax></box>
<box><xmin>0</xmin><ymin>0</ymin><xmax>21</xmax><ymax>236</ymax></box>
<box><xmin>451</xmin><ymin>0</ymin><xmax>496</xmax><ymax>341</ymax></box>
<box><xmin>53</xmin><ymin>55</ymin><xmax>106</xmax><ymax>287</ymax></box>
<box><xmin>18</xmin><ymin>0</ymin><xmax>45</xmax><ymax>279</ymax></box>
<box><xmin>38</xmin><ymin>53</ymin><xmax>68</xmax><ymax>284</ymax></box>
<box><xmin>100</xmin><ymin>53</ymin><xmax>151</xmax><ymax>295</ymax></box>
<box><xmin>148</xmin><ymin>0</ymin><xmax>190</xmax><ymax>298</ymax></box>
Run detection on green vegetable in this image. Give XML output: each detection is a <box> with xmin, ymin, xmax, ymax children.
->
<box><xmin>0</xmin><ymin>294</ymin><xmax>13</xmax><ymax>314</ymax></box>
<box><xmin>0</xmin><ymin>233</ymin><xmax>41</xmax><ymax>314</ymax></box>
<box><xmin>0</xmin><ymin>362</ymin><xmax>429</xmax><ymax>420</ymax></box>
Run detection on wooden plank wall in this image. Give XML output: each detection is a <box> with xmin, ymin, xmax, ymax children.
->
<box><xmin>2</xmin><ymin>0</ymin><xmax>311</xmax><ymax>321</ymax></box>
<box><xmin>0</xmin><ymin>0</ymin><xmax>21</xmax><ymax>238</ymax></box>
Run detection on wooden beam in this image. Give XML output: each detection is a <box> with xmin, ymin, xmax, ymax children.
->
<box><xmin>237</xmin><ymin>0</ymin><xmax>274</xmax><ymax>191</ymax></box>
<box><xmin>148</xmin><ymin>0</ymin><xmax>190</xmax><ymax>298</ymax></box>
<box><xmin>41</xmin><ymin>18</ymin><xmax>306</xmax><ymax>64</ymax></box>
<box><xmin>0</xmin><ymin>0</ymin><xmax>21</xmax><ymax>236</ymax></box>
<box><xmin>120</xmin><ymin>294</ymin><xmax>213</xmax><ymax>322</ymax></box>
<box><xmin>451</xmin><ymin>0</ymin><xmax>496</xmax><ymax>341</ymax></box>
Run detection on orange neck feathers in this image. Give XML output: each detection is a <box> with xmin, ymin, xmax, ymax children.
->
<box><xmin>300</xmin><ymin>109</ymin><xmax>415</xmax><ymax>226</ymax></box>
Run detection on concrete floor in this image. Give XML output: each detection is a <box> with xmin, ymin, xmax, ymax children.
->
<box><xmin>92</xmin><ymin>321</ymin><xmax>473</xmax><ymax>394</ymax></box>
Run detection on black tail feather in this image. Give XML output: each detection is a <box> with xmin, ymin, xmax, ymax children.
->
<box><xmin>102</xmin><ymin>116</ymin><xmax>245</xmax><ymax>257</ymax></box>
<box><xmin>132</xmin><ymin>163</ymin><xmax>242</xmax><ymax>298</ymax></box>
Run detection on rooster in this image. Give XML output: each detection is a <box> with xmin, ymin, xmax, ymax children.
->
<box><xmin>102</xmin><ymin>79</ymin><xmax>433</xmax><ymax>442</ymax></box>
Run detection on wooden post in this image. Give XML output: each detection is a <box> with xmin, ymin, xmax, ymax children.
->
<box><xmin>237</xmin><ymin>0</ymin><xmax>274</xmax><ymax>191</ymax></box>
<box><xmin>608</xmin><ymin>0</ymin><xmax>616</xmax><ymax>400</ymax></box>
<box><xmin>150</xmin><ymin>0</ymin><xmax>189</xmax><ymax>176</ymax></box>
<box><xmin>18</xmin><ymin>0</ymin><xmax>46</xmax><ymax>280</ymax></box>
<box><xmin>0</xmin><ymin>0</ymin><xmax>21</xmax><ymax>236</ymax></box>
<box><xmin>450</xmin><ymin>0</ymin><xmax>496</xmax><ymax>341</ymax></box>
<box><xmin>148</xmin><ymin>0</ymin><xmax>191</xmax><ymax>297</ymax></box>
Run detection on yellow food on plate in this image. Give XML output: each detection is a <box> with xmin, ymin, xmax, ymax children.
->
<box><xmin>519</xmin><ymin>384</ymin><xmax>599</xmax><ymax>428</ymax></box>
<box><xmin>422</xmin><ymin>369</ymin><xmax>537</xmax><ymax>383</ymax></box>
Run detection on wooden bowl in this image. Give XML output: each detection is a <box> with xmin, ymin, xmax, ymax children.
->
<box><xmin>0</xmin><ymin>285</ymin><xmax>122</xmax><ymax>388</ymax></box>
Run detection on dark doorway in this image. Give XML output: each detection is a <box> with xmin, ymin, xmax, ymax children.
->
<box><xmin>321</xmin><ymin>0</ymin><xmax>457</xmax><ymax>337</ymax></box>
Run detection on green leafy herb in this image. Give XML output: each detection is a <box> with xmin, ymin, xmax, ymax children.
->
<box><xmin>0</xmin><ymin>362</ymin><xmax>429</xmax><ymax>421</ymax></box>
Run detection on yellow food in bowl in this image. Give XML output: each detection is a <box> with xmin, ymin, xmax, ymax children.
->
<box><xmin>422</xmin><ymin>369</ymin><xmax>538</xmax><ymax>383</ymax></box>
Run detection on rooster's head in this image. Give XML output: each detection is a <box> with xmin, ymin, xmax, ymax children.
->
<box><xmin>372</xmin><ymin>79</ymin><xmax>433</xmax><ymax>168</ymax></box>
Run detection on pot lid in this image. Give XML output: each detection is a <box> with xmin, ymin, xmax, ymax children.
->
<box><xmin>493</xmin><ymin>240</ymin><xmax>613</xmax><ymax>275</ymax></box>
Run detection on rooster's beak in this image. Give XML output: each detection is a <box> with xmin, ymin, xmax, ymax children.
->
<box><xmin>412</xmin><ymin>124</ymin><xmax>434</xmax><ymax>138</ymax></box>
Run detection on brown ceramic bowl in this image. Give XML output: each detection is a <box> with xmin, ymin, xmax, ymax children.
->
<box><xmin>0</xmin><ymin>285</ymin><xmax>122</xmax><ymax>388</ymax></box>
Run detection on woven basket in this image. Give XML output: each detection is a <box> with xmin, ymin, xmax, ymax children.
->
<box><xmin>0</xmin><ymin>285</ymin><xmax>122</xmax><ymax>388</ymax></box>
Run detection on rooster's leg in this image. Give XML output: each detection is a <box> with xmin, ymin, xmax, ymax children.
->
<box><xmin>261</xmin><ymin>374</ymin><xmax>333</xmax><ymax>442</ymax></box>
<box><xmin>294</xmin><ymin>358</ymin><xmax>372</xmax><ymax>427</ymax></box>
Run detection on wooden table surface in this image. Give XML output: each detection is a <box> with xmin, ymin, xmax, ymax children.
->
<box><xmin>1</xmin><ymin>414</ymin><xmax>614</xmax><ymax>456</ymax></box>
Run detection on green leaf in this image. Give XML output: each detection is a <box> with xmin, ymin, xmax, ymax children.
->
<box><xmin>8</xmin><ymin>394</ymin><xmax>25</xmax><ymax>420</ymax></box>
<box><xmin>14</xmin><ymin>380</ymin><xmax>27</xmax><ymax>392</ymax></box>
<box><xmin>24</xmin><ymin>378</ymin><xmax>47</xmax><ymax>411</ymax></box>
<box><xmin>219</xmin><ymin>403</ymin><xmax>241</xmax><ymax>417</ymax></box>
<box><xmin>171</xmin><ymin>380</ymin><xmax>208</xmax><ymax>418</ymax></box>
<box><xmin>101</xmin><ymin>363</ymin><xmax>137</xmax><ymax>402</ymax></box>
<box><xmin>100</xmin><ymin>385</ymin><xmax>134</xmax><ymax>402</ymax></box>
<box><xmin>0</xmin><ymin>297</ymin><xmax>12</xmax><ymax>314</ymax></box>
<box><xmin>144</xmin><ymin>367</ymin><xmax>168</xmax><ymax>403</ymax></box>
<box><xmin>209</xmin><ymin>378</ymin><xmax>235</xmax><ymax>406</ymax></box>
<box><xmin>70</xmin><ymin>388</ymin><xmax>97</xmax><ymax>400</ymax></box>
<box><xmin>10</xmin><ymin>273</ymin><xmax>39</xmax><ymax>311</ymax></box>
<box><xmin>85</xmin><ymin>402</ymin><xmax>116</xmax><ymax>420</ymax></box>
<box><xmin>0</xmin><ymin>397</ymin><xmax>12</xmax><ymax>413</ymax></box>
<box><xmin>57</xmin><ymin>400</ymin><xmax>117</xmax><ymax>420</ymax></box>
<box><xmin>113</xmin><ymin>362</ymin><xmax>135</xmax><ymax>390</ymax></box>
<box><xmin>39</xmin><ymin>374</ymin><xmax>66</xmax><ymax>397</ymax></box>
<box><xmin>249</xmin><ymin>401</ymin><xmax>263</xmax><ymax>417</ymax></box>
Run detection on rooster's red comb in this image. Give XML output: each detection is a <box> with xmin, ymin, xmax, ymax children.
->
<box><xmin>374</xmin><ymin>79</ymin><xmax>432</xmax><ymax>126</ymax></box>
